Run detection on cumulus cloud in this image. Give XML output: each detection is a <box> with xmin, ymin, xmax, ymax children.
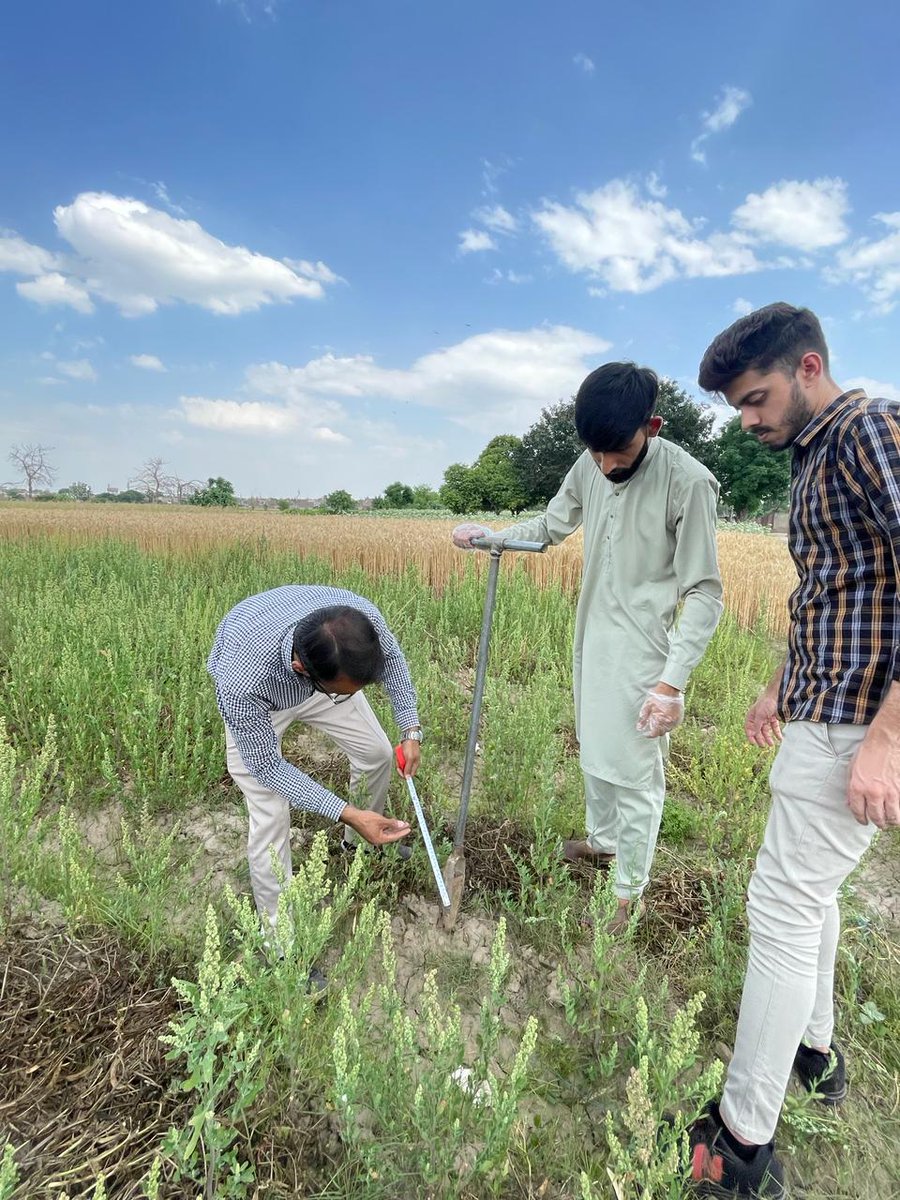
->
<box><xmin>691</xmin><ymin>86</ymin><xmax>752</xmax><ymax>164</ymax></box>
<box><xmin>732</xmin><ymin>297</ymin><xmax>754</xmax><ymax>316</ymax></box>
<box><xmin>16</xmin><ymin>272</ymin><xmax>95</xmax><ymax>313</ymax></box>
<box><xmin>2</xmin><ymin>193</ymin><xmax>339</xmax><ymax>319</ymax></box>
<box><xmin>831</xmin><ymin>213</ymin><xmax>900</xmax><ymax>312</ymax></box>
<box><xmin>179</xmin><ymin>324</ymin><xmax>610</xmax><ymax>437</ymax></box>
<box><xmin>0</xmin><ymin>232</ymin><xmax>60</xmax><ymax>275</ymax></box>
<box><xmin>472</xmin><ymin>205</ymin><xmax>518</xmax><ymax>234</ymax></box>
<box><xmin>51</xmin><ymin>192</ymin><xmax>334</xmax><ymax>315</ymax></box>
<box><xmin>180</xmin><ymin>397</ymin><xmax>309</xmax><ymax>432</ymax></box>
<box><xmin>573</xmin><ymin>52</ymin><xmax>595</xmax><ymax>73</ymax></box>
<box><xmin>129</xmin><ymin>353</ymin><xmax>166</xmax><ymax>372</ymax></box>
<box><xmin>458</xmin><ymin>228</ymin><xmax>498</xmax><ymax>254</ymax></box>
<box><xmin>532</xmin><ymin>179</ymin><xmax>760</xmax><ymax>293</ymax></box>
<box><xmin>56</xmin><ymin>358</ymin><xmax>97</xmax><ymax>382</ymax></box>
<box><xmin>733</xmin><ymin>178</ymin><xmax>849</xmax><ymax>251</ymax></box>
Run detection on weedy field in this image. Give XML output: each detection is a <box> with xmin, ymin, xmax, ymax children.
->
<box><xmin>0</xmin><ymin>504</ymin><xmax>897</xmax><ymax>1200</ymax></box>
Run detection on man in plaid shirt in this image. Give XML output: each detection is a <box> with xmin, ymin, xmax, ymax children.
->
<box><xmin>687</xmin><ymin>303</ymin><xmax>900</xmax><ymax>1197</ymax></box>
<box><xmin>209</xmin><ymin>585</ymin><xmax>422</xmax><ymax>934</ymax></box>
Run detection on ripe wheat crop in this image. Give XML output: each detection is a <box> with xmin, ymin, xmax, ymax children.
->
<box><xmin>0</xmin><ymin>503</ymin><xmax>797</xmax><ymax>636</ymax></box>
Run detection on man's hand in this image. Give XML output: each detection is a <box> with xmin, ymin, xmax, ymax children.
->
<box><xmin>847</xmin><ymin>727</ymin><xmax>900</xmax><ymax>829</ymax></box>
<box><xmin>452</xmin><ymin>522</ymin><xmax>492</xmax><ymax>550</ymax></box>
<box><xmin>636</xmin><ymin>683</ymin><xmax>684</xmax><ymax>738</ymax></box>
<box><xmin>745</xmin><ymin>691</ymin><xmax>783</xmax><ymax>748</ymax></box>
<box><xmin>341</xmin><ymin>805</ymin><xmax>411</xmax><ymax>846</ymax></box>
<box><xmin>397</xmin><ymin>739</ymin><xmax>421</xmax><ymax>777</ymax></box>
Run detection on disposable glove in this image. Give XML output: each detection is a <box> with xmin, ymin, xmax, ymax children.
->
<box><xmin>451</xmin><ymin>522</ymin><xmax>492</xmax><ymax>550</ymax></box>
<box><xmin>636</xmin><ymin>691</ymin><xmax>684</xmax><ymax>738</ymax></box>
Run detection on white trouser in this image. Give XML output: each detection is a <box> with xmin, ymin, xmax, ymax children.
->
<box><xmin>225</xmin><ymin>691</ymin><xmax>393</xmax><ymax>931</ymax></box>
<box><xmin>721</xmin><ymin>721</ymin><xmax>875</xmax><ymax>1144</ymax></box>
<box><xmin>584</xmin><ymin>755</ymin><xmax>666</xmax><ymax>900</ymax></box>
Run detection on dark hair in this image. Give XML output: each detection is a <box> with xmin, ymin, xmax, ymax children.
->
<box><xmin>574</xmin><ymin>362</ymin><xmax>659</xmax><ymax>452</ymax></box>
<box><xmin>698</xmin><ymin>302</ymin><xmax>830</xmax><ymax>394</ymax></box>
<box><xmin>292</xmin><ymin>606</ymin><xmax>385</xmax><ymax>685</ymax></box>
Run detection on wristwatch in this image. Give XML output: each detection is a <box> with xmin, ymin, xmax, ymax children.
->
<box><xmin>402</xmin><ymin>727</ymin><xmax>424</xmax><ymax>744</ymax></box>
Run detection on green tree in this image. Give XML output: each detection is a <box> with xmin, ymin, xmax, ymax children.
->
<box><xmin>323</xmin><ymin>489</ymin><xmax>356</xmax><ymax>514</ymax></box>
<box><xmin>656</xmin><ymin>380</ymin><xmax>716</xmax><ymax>468</ymax></box>
<box><xmin>382</xmin><ymin>482</ymin><xmax>415</xmax><ymax>508</ymax></box>
<box><xmin>411</xmin><ymin>483</ymin><xmax>442</xmax><ymax>509</ymax></box>
<box><xmin>473</xmin><ymin>435</ymin><xmax>528</xmax><ymax>513</ymax></box>
<box><xmin>116</xmin><ymin>489</ymin><xmax>147</xmax><ymax>503</ymax></box>
<box><xmin>188</xmin><ymin>477</ymin><xmax>237</xmax><ymax>507</ymax></box>
<box><xmin>512</xmin><ymin>400</ymin><xmax>581</xmax><ymax>506</ymax></box>
<box><xmin>66</xmin><ymin>481</ymin><xmax>93</xmax><ymax>501</ymax></box>
<box><xmin>712</xmin><ymin>418</ymin><xmax>792</xmax><ymax>519</ymax></box>
<box><xmin>440</xmin><ymin>463</ymin><xmax>483</xmax><ymax>514</ymax></box>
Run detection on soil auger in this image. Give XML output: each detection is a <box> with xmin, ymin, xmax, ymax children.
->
<box><xmin>439</xmin><ymin>535</ymin><xmax>548</xmax><ymax>932</ymax></box>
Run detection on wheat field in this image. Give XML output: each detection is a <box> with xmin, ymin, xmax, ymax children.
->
<box><xmin>0</xmin><ymin>503</ymin><xmax>796</xmax><ymax>637</ymax></box>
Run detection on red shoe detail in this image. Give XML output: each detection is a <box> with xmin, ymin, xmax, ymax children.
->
<box><xmin>692</xmin><ymin>1144</ymin><xmax>724</xmax><ymax>1183</ymax></box>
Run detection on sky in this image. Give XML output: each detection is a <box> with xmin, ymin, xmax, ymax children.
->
<box><xmin>2</xmin><ymin>0</ymin><xmax>899</xmax><ymax>499</ymax></box>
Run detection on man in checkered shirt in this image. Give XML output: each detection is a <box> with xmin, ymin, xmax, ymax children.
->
<box><xmin>209</xmin><ymin>584</ymin><xmax>422</xmax><ymax>932</ymax></box>
<box><xmin>686</xmin><ymin>303</ymin><xmax>900</xmax><ymax>1197</ymax></box>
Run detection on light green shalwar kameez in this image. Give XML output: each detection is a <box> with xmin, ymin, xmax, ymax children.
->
<box><xmin>499</xmin><ymin>437</ymin><xmax>723</xmax><ymax>898</ymax></box>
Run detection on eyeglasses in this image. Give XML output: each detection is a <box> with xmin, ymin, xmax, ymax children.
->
<box><xmin>306</xmin><ymin>673</ymin><xmax>354</xmax><ymax>705</ymax></box>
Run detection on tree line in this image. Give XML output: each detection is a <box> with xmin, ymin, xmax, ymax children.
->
<box><xmin>5</xmin><ymin>383</ymin><xmax>791</xmax><ymax>519</ymax></box>
<box><xmin>371</xmin><ymin>380</ymin><xmax>790</xmax><ymax>520</ymax></box>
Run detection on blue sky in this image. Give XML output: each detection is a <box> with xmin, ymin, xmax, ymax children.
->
<box><xmin>2</xmin><ymin>0</ymin><xmax>899</xmax><ymax>498</ymax></box>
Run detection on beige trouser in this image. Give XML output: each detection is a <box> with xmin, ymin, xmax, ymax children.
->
<box><xmin>721</xmin><ymin>721</ymin><xmax>875</xmax><ymax>1144</ymax></box>
<box><xmin>584</xmin><ymin>755</ymin><xmax>666</xmax><ymax>900</ymax></box>
<box><xmin>225</xmin><ymin>691</ymin><xmax>393</xmax><ymax>931</ymax></box>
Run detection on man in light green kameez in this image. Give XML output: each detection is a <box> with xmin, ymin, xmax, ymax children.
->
<box><xmin>453</xmin><ymin>362</ymin><xmax>723</xmax><ymax>931</ymax></box>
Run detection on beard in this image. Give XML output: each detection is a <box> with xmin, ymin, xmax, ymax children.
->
<box><xmin>606</xmin><ymin>435</ymin><xmax>650</xmax><ymax>483</ymax></box>
<box><xmin>759</xmin><ymin>379</ymin><xmax>816</xmax><ymax>450</ymax></box>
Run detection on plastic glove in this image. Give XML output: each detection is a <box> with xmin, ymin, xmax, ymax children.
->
<box><xmin>636</xmin><ymin>691</ymin><xmax>684</xmax><ymax>738</ymax></box>
<box><xmin>451</xmin><ymin>522</ymin><xmax>492</xmax><ymax>550</ymax></box>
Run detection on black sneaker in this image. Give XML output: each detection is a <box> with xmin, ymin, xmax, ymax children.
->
<box><xmin>688</xmin><ymin>1102</ymin><xmax>785</xmax><ymax>1198</ymax></box>
<box><xmin>306</xmin><ymin>965</ymin><xmax>329</xmax><ymax>998</ymax></box>
<box><xmin>793</xmin><ymin>1042</ymin><xmax>847</xmax><ymax>1104</ymax></box>
<box><xmin>340</xmin><ymin>838</ymin><xmax>412</xmax><ymax>862</ymax></box>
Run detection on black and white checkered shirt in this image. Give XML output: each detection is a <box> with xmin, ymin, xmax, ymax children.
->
<box><xmin>208</xmin><ymin>585</ymin><xmax>420</xmax><ymax>820</ymax></box>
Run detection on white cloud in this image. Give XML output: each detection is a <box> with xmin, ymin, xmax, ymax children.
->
<box><xmin>645</xmin><ymin>173</ymin><xmax>667</xmax><ymax>200</ymax></box>
<box><xmin>0</xmin><ymin>232</ymin><xmax>59</xmax><ymax>275</ymax></box>
<box><xmin>16</xmin><ymin>272</ymin><xmax>96</xmax><ymax>314</ymax></box>
<box><xmin>44</xmin><ymin>191</ymin><xmax>336</xmax><ymax>316</ymax></box>
<box><xmin>282</xmin><ymin>257</ymin><xmax>344</xmax><ymax>285</ymax></box>
<box><xmin>532</xmin><ymin>179</ymin><xmax>760</xmax><ymax>293</ymax></box>
<box><xmin>733</xmin><ymin>178</ymin><xmax>849</xmax><ymax>251</ymax></box>
<box><xmin>691</xmin><ymin>86</ymin><xmax>752</xmax><ymax>164</ymax></box>
<box><xmin>180</xmin><ymin>397</ymin><xmax>307</xmax><ymax>432</ymax></box>
<box><xmin>472</xmin><ymin>205</ymin><xmax>518</xmax><ymax>234</ymax></box>
<box><xmin>458</xmin><ymin>228</ymin><xmax>497</xmax><ymax>254</ymax></box>
<box><xmin>151</xmin><ymin>181</ymin><xmax>187</xmax><ymax>216</ymax></box>
<box><xmin>573</xmin><ymin>52</ymin><xmax>595</xmax><ymax>73</ymax></box>
<box><xmin>732</xmin><ymin>297</ymin><xmax>754</xmax><ymax>316</ymax></box>
<box><xmin>179</xmin><ymin>324</ymin><xmax>610</xmax><ymax>438</ymax></box>
<box><xmin>129</xmin><ymin>353</ymin><xmax>166</xmax><ymax>372</ymax></box>
<box><xmin>844</xmin><ymin>376</ymin><xmax>900</xmax><ymax>403</ymax></box>
<box><xmin>56</xmin><ymin>358</ymin><xmax>97</xmax><ymax>382</ymax></box>
<box><xmin>486</xmin><ymin>268</ymin><xmax>532</xmax><ymax>285</ymax></box>
<box><xmin>831</xmin><ymin>213</ymin><xmax>900</xmax><ymax>312</ymax></box>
